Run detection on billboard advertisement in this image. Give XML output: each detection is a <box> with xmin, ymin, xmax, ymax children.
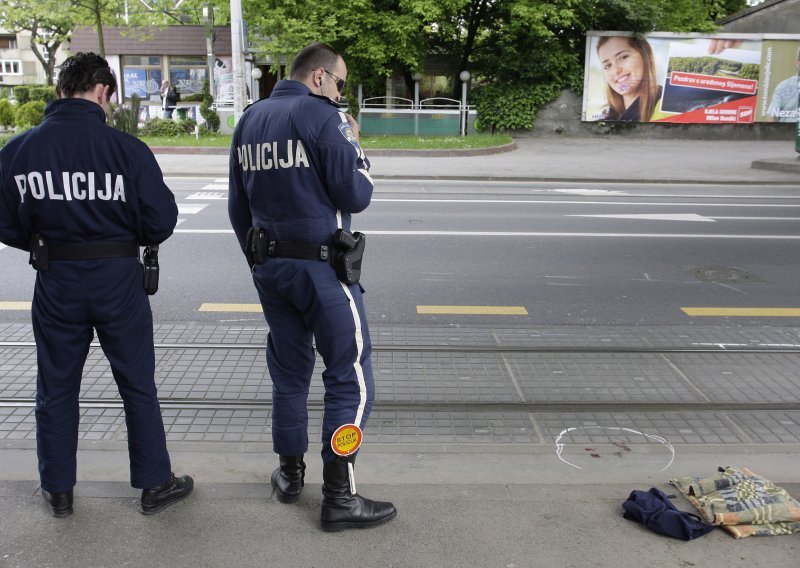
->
<box><xmin>583</xmin><ymin>32</ymin><xmax>800</xmax><ymax>124</ymax></box>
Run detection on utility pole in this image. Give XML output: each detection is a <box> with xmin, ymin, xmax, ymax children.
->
<box><xmin>230</xmin><ymin>0</ymin><xmax>247</xmax><ymax>122</ymax></box>
<box><xmin>203</xmin><ymin>4</ymin><xmax>215</xmax><ymax>103</ymax></box>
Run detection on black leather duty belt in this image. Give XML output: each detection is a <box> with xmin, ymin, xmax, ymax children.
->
<box><xmin>267</xmin><ymin>240</ymin><xmax>330</xmax><ymax>262</ymax></box>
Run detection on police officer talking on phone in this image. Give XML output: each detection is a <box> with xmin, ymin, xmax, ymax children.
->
<box><xmin>0</xmin><ymin>52</ymin><xmax>193</xmax><ymax>517</ymax></box>
<box><xmin>228</xmin><ymin>42</ymin><xmax>396</xmax><ymax>531</ymax></box>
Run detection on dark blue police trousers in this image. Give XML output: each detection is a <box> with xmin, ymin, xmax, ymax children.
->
<box><xmin>252</xmin><ymin>258</ymin><xmax>375</xmax><ymax>463</ymax></box>
<box><xmin>32</xmin><ymin>257</ymin><xmax>171</xmax><ymax>493</ymax></box>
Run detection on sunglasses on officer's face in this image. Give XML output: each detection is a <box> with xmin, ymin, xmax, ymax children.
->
<box><xmin>324</xmin><ymin>69</ymin><xmax>346</xmax><ymax>93</ymax></box>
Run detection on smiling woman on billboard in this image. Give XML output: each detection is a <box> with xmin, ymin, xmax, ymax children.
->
<box><xmin>596</xmin><ymin>36</ymin><xmax>663</xmax><ymax>122</ymax></box>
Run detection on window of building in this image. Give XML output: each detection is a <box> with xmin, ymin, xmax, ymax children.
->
<box><xmin>0</xmin><ymin>37</ymin><xmax>18</xmax><ymax>50</ymax></box>
<box><xmin>121</xmin><ymin>55</ymin><xmax>162</xmax><ymax>101</ymax></box>
<box><xmin>0</xmin><ymin>60</ymin><xmax>22</xmax><ymax>75</ymax></box>
<box><xmin>169</xmin><ymin>56</ymin><xmax>207</xmax><ymax>101</ymax></box>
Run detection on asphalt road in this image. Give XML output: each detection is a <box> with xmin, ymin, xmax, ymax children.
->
<box><xmin>1</xmin><ymin>177</ymin><xmax>799</xmax><ymax>327</ymax></box>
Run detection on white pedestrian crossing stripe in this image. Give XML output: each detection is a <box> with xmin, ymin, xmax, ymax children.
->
<box><xmin>201</xmin><ymin>183</ymin><xmax>229</xmax><ymax>190</ymax></box>
<box><xmin>178</xmin><ymin>203</ymin><xmax>209</xmax><ymax>214</ymax></box>
<box><xmin>188</xmin><ymin>192</ymin><xmax>227</xmax><ymax>200</ymax></box>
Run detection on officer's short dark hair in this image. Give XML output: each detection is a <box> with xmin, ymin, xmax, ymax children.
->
<box><xmin>290</xmin><ymin>43</ymin><xmax>341</xmax><ymax>80</ymax></box>
<box><xmin>57</xmin><ymin>52</ymin><xmax>117</xmax><ymax>100</ymax></box>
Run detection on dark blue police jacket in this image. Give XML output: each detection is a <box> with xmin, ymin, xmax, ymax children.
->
<box><xmin>228</xmin><ymin>80</ymin><xmax>373</xmax><ymax>251</ymax></box>
<box><xmin>0</xmin><ymin>98</ymin><xmax>177</xmax><ymax>251</ymax></box>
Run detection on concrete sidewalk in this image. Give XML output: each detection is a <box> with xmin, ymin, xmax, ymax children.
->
<box><xmin>2</xmin><ymin>446</ymin><xmax>799</xmax><ymax>568</ymax></box>
<box><xmin>153</xmin><ymin>136</ymin><xmax>800</xmax><ymax>183</ymax></box>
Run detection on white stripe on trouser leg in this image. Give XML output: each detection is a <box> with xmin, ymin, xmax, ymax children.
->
<box><xmin>336</xmin><ymin>209</ymin><xmax>342</xmax><ymax>230</ymax></box>
<box><xmin>338</xmin><ymin>281</ymin><xmax>367</xmax><ymax>428</ymax></box>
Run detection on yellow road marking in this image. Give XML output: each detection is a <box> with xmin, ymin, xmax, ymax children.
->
<box><xmin>417</xmin><ymin>305</ymin><xmax>528</xmax><ymax>315</ymax></box>
<box><xmin>199</xmin><ymin>303</ymin><xmax>263</xmax><ymax>313</ymax></box>
<box><xmin>0</xmin><ymin>301</ymin><xmax>31</xmax><ymax>310</ymax></box>
<box><xmin>682</xmin><ymin>307</ymin><xmax>800</xmax><ymax>317</ymax></box>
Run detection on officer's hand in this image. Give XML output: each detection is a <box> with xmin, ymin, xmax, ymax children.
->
<box><xmin>346</xmin><ymin>113</ymin><xmax>361</xmax><ymax>143</ymax></box>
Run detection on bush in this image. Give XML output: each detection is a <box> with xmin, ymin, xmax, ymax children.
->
<box><xmin>14</xmin><ymin>85</ymin><xmax>32</xmax><ymax>104</ymax></box>
<box><xmin>180</xmin><ymin>118</ymin><xmax>198</xmax><ymax>133</ymax></box>
<box><xmin>0</xmin><ymin>99</ymin><xmax>15</xmax><ymax>129</ymax></box>
<box><xmin>199</xmin><ymin>80</ymin><xmax>219</xmax><ymax>132</ymax></box>
<box><xmin>0</xmin><ymin>86</ymin><xmax>12</xmax><ymax>100</ymax></box>
<box><xmin>139</xmin><ymin>117</ymin><xmax>198</xmax><ymax>136</ymax></box>
<box><xmin>30</xmin><ymin>86</ymin><xmax>57</xmax><ymax>103</ymax></box>
<box><xmin>110</xmin><ymin>94</ymin><xmax>141</xmax><ymax>135</ymax></box>
<box><xmin>15</xmin><ymin>100</ymin><xmax>46</xmax><ymax>127</ymax></box>
<box><xmin>471</xmin><ymin>82</ymin><xmax>562</xmax><ymax>132</ymax></box>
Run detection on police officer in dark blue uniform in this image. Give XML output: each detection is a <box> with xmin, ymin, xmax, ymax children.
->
<box><xmin>0</xmin><ymin>53</ymin><xmax>193</xmax><ymax>517</ymax></box>
<box><xmin>228</xmin><ymin>42</ymin><xmax>396</xmax><ymax>531</ymax></box>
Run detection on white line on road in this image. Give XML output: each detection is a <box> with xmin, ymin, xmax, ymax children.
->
<box><xmin>360</xmin><ymin>230</ymin><xmax>800</xmax><ymax>239</ymax></box>
<box><xmin>175</xmin><ymin>229</ymin><xmax>235</xmax><ymax>233</ymax></box>
<box><xmin>709</xmin><ymin>216</ymin><xmax>800</xmax><ymax>221</ymax></box>
<box><xmin>178</xmin><ymin>204</ymin><xmax>209</xmax><ymax>214</ymax></box>
<box><xmin>568</xmin><ymin>214</ymin><xmax>715</xmax><ymax>222</ymax></box>
<box><xmin>372</xmin><ymin>198</ymin><xmax>800</xmax><ymax>208</ymax></box>
<box><xmin>187</xmin><ymin>192</ymin><xmax>227</xmax><ymax>200</ymax></box>
<box><xmin>172</xmin><ymin>229</ymin><xmax>800</xmax><ymax>239</ymax></box>
<box><xmin>201</xmin><ymin>183</ymin><xmax>229</xmax><ymax>190</ymax></box>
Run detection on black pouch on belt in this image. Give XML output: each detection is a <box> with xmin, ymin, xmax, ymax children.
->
<box><xmin>142</xmin><ymin>244</ymin><xmax>159</xmax><ymax>295</ymax></box>
<box><xmin>29</xmin><ymin>233</ymin><xmax>49</xmax><ymax>271</ymax></box>
<box><xmin>332</xmin><ymin>229</ymin><xmax>365</xmax><ymax>285</ymax></box>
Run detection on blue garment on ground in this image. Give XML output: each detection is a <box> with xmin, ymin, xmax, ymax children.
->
<box><xmin>623</xmin><ymin>487</ymin><xmax>715</xmax><ymax>541</ymax></box>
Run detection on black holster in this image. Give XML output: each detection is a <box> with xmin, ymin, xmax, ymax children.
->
<box><xmin>29</xmin><ymin>233</ymin><xmax>49</xmax><ymax>271</ymax></box>
<box><xmin>141</xmin><ymin>244</ymin><xmax>159</xmax><ymax>295</ymax></box>
<box><xmin>332</xmin><ymin>229</ymin><xmax>365</xmax><ymax>286</ymax></box>
<box><xmin>245</xmin><ymin>227</ymin><xmax>269</xmax><ymax>267</ymax></box>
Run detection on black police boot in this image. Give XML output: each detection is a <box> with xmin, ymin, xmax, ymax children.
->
<box><xmin>42</xmin><ymin>488</ymin><xmax>73</xmax><ymax>518</ymax></box>
<box><xmin>320</xmin><ymin>457</ymin><xmax>396</xmax><ymax>532</ymax></box>
<box><xmin>271</xmin><ymin>455</ymin><xmax>306</xmax><ymax>504</ymax></box>
<box><xmin>140</xmin><ymin>472</ymin><xmax>194</xmax><ymax>515</ymax></box>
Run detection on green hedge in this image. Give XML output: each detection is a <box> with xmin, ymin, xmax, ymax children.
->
<box><xmin>30</xmin><ymin>86</ymin><xmax>57</xmax><ymax>103</ymax></box>
<box><xmin>14</xmin><ymin>85</ymin><xmax>32</xmax><ymax>104</ymax></box>
<box><xmin>0</xmin><ymin>99</ymin><xmax>15</xmax><ymax>128</ymax></box>
<box><xmin>10</xmin><ymin>85</ymin><xmax>57</xmax><ymax>105</ymax></box>
<box><xmin>140</xmin><ymin>117</ymin><xmax>197</xmax><ymax>136</ymax></box>
<box><xmin>15</xmin><ymin>101</ymin><xmax>46</xmax><ymax>127</ymax></box>
<box><xmin>471</xmin><ymin>83</ymin><xmax>563</xmax><ymax>132</ymax></box>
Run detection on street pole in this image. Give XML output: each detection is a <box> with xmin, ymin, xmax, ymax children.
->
<box><xmin>459</xmin><ymin>70</ymin><xmax>470</xmax><ymax>137</ymax></box>
<box><xmin>412</xmin><ymin>73</ymin><xmax>421</xmax><ymax>136</ymax></box>
<box><xmin>203</xmin><ymin>4</ymin><xmax>215</xmax><ymax>104</ymax></box>
<box><xmin>230</xmin><ymin>0</ymin><xmax>247</xmax><ymax>122</ymax></box>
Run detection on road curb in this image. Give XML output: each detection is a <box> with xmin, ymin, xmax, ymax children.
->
<box><xmin>151</xmin><ymin>141</ymin><xmax>518</xmax><ymax>157</ymax></box>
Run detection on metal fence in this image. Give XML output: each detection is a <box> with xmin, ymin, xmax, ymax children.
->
<box><xmin>359</xmin><ymin>96</ymin><xmax>477</xmax><ymax>136</ymax></box>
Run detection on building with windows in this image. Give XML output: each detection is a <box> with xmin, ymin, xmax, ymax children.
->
<box><xmin>69</xmin><ymin>25</ymin><xmax>232</xmax><ymax>112</ymax></box>
<box><xmin>0</xmin><ymin>28</ymin><xmax>63</xmax><ymax>87</ymax></box>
